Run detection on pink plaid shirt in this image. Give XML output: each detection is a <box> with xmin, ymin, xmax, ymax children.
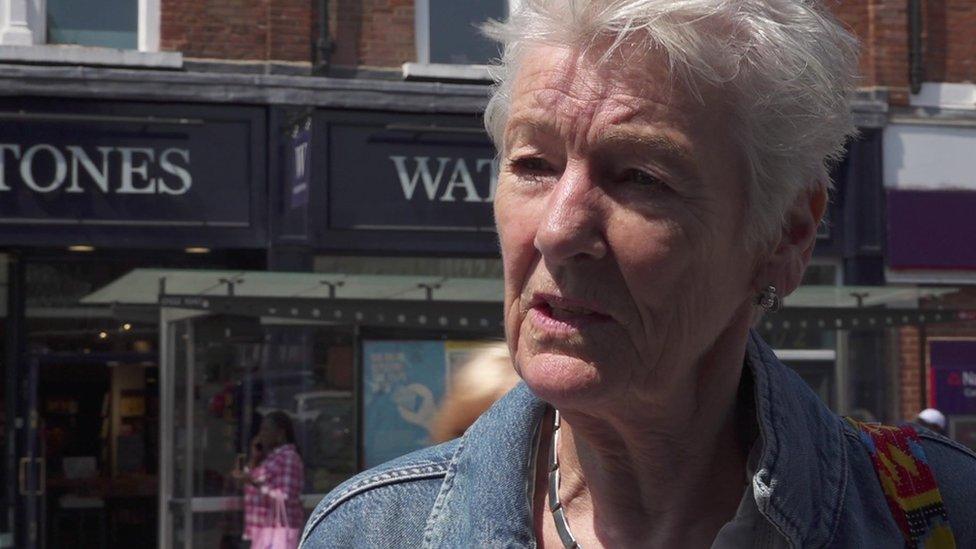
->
<box><xmin>244</xmin><ymin>444</ymin><xmax>305</xmax><ymax>540</ymax></box>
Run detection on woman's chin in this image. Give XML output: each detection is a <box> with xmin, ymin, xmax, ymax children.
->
<box><xmin>518</xmin><ymin>352</ymin><xmax>604</xmax><ymax>407</ymax></box>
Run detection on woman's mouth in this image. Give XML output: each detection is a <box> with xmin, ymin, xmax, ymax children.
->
<box><xmin>528</xmin><ymin>295</ymin><xmax>614</xmax><ymax>334</ymax></box>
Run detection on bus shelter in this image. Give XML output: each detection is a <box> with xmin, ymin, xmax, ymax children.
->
<box><xmin>81</xmin><ymin>269</ymin><xmax>975</xmax><ymax>548</ymax></box>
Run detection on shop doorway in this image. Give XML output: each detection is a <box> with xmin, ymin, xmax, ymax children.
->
<box><xmin>1</xmin><ymin>253</ymin><xmax>13</xmax><ymax>549</ymax></box>
<box><xmin>27</xmin><ymin>335</ymin><xmax>159</xmax><ymax>548</ymax></box>
<box><xmin>4</xmin><ymin>252</ymin><xmax>263</xmax><ymax>548</ymax></box>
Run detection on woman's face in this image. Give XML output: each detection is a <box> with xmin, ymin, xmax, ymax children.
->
<box><xmin>495</xmin><ymin>45</ymin><xmax>760</xmax><ymax>412</ymax></box>
<box><xmin>259</xmin><ymin>419</ymin><xmax>284</xmax><ymax>447</ymax></box>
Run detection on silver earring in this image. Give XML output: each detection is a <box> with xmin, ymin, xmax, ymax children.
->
<box><xmin>758</xmin><ymin>285</ymin><xmax>780</xmax><ymax>312</ymax></box>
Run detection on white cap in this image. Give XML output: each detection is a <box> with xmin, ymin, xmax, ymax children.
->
<box><xmin>917</xmin><ymin>408</ymin><xmax>947</xmax><ymax>429</ymax></box>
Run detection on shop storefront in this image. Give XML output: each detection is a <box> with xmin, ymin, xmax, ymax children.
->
<box><xmin>117</xmin><ymin>106</ymin><xmax>905</xmax><ymax>548</ymax></box>
<box><xmin>884</xmin><ymin>119</ymin><xmax>976</xmax><ymax>445</ymax></box>
<box><xmin>0</xmin><ymin>65</ymin><xmax>504</xmax><ymax>549</ymax></box>
<box><xmin>0</xmin><ymin>98</ymin><xmax>268</xmax><ymax>549</ymax></box>
<box><xmin>0</xmin><ymin>74</ymin><xmax>912</xmax><ymax>548</ymax></box>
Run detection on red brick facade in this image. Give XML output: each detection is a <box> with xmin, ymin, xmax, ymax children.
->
<box><xmin>331</xmin><ymin>0</ymin><xmax>415</xmax><ymax>68</ymax></box>
<box><xmin>923</xmin><ymin>1</ymin><xmax>976</xmax><ymax>83</ymax></box>
<box><xmin>898</xmin><ymin>326</ymin><xmax>923</xmax><ymax>420</ymax></box>
<box><xmin>159</xmin><ymin>1</ymin><xmax>975</xmax><ymax>101</ymax></box>
<box><xmin>161</xmin><ymin>0</ymin><xmax>413</xmax><ymax>67</ymax></box>
<box><xmin>898</xmin><ymin>289</ymin><xmax>976</xmax><ymax>420</ymax></box>
<box><xmin>831</xmin><ymin>0</ymin><xmax>976</xmax><ymax>105</ymax></box>
<box><xmin>161</xmin><ymin>0</ymin><xmax>315</xmax><ymax>63</ymax></box>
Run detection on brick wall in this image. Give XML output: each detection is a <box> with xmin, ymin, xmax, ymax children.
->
<box><xmin>923</xmin><ymin>0</ymin><xmax>976</xmax><ymax>83</ymax></box>
<box><xmin>830</xmin><ymin>0</ymin><xmax>912</xmax><ymax>105</ymax></box>
<box><xmin>161</xmin><ymin>0</ymin><xmax>414</xmax><ymax>68</ymax></box>
<box><xmin>898</xmin><ymin>288</ymin><xmax>976</xmax><ymax>420</ymax></box>
<box><xmin>898</xmin><ymin>325</ymin><xmax>923</xmax><ymax>420</ymax></box>
<box><xmin>830</xmin><ymin>0</ymin><xmax>976</xmax><ymax>105</ymax></box>
<box><xmin>269</xmin><ymin>0</ymin><xmax>316</xmax><ymax>62</ymax></box>
<box><xmin>161</xmin><ymin>0</ymin><xmax>315</xmax><ymax>63</ymax></box>
<box><xmin>158</xmin><ymin>0</ymin><xmax>975</xmax><ymax>102</ymax></box>
<box><xmin>330</xmin><ymin>0</ymin><xmax>414</xmax><ymax>69</ymax></box>
<box><xmin>830</xmin><ymin>1</ymin><xmax>878</xmax><ymax>90</ymax></box>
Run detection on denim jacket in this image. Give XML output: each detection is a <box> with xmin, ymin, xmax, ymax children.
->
<box><xmin>302</xmin><ymin>332</ymin><xmax>976</xmax><ymax>548</ymax></box>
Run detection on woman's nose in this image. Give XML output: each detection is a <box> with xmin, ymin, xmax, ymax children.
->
<box><xmin>533</xmin><ymin>166</ymin><xmax>608</xmax><ymax>265</ymax></box>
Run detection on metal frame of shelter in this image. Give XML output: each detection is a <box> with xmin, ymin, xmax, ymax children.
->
<box><xmin>80</xmin><ymin>269</ymin><xmax>971</xmax><ymax>333</ymax></box>
<box><xmin>156</xmin><ymin>281</ymin><xmax>976</xmax><ymax>335</ymax></box>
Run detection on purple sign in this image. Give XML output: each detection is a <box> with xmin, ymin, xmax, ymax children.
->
<box><xmin>888</xmin><ymin>190</ymin><xmax>976</xmax><ymax>271</ymax></box>
<box><xmin>289</xmin><ymin>118</ymin><xmax>311</xmax><ymax>209</ymax></box>
<box><xmin>929</xmin><ymin>340</ymin><xmax>976</xmax><ymax>415</ymax></box>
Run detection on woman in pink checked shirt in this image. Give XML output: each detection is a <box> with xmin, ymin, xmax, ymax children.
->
<box><xmin>234</xmin><ymin>411</ymin><xmax>305</xmax><ymax>549</ymax></box>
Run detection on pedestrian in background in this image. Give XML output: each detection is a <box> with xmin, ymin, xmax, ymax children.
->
<box><xmin>430</xmin><ymin>342</ymin><xmax>519</xmax><ymax>443</ymax></box>
<box><xmin>917</xmin><ymin>408</ymin><xmax>948</xmax><ymax>436</ymax></box>
<box><xmin>234</xmin><ymin>411</ymin><xmax>304</xmax><ymax>549</ymax></box>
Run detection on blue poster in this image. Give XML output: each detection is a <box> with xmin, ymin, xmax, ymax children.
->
<box><xmin>363</xmin><ymin>341</ymin><xmax>446</xmax><ymax>467</ymax></box>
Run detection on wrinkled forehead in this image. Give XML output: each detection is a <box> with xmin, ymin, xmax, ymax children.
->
<box><xmin>506</xmin><ymin>43</ymin><xmax>726</xmax><ymax>145</ymax></box>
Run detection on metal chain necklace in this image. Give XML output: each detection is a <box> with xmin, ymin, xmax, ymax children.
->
<box><xmin>548</xmin><ymin>409</ymin><xmax>583</xmax><ymax>549</ymax></box>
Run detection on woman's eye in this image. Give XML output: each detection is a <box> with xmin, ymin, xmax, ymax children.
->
<box><xmin>509</xmin><ymin>157</ymin><xmax>553</xmax><ymax>173</ymax></box>
<box><xmin>622</xmin><ymin>169</ymin><xmax>665</xmax><ymax>188</ymax></box>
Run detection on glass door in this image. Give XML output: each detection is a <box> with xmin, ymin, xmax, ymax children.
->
<box><xmin>160</xmin><ymin>309</ymin><xmax>193</xmax><ymax>548</ymax></box>
<box><xmin>1</xmin><ymin>252</ymin><xmax>12</xmax><ymax>549</ymax></box>
<box><xmin>162</xmin><ymin>313</ymin><xmax>357</xmax><ymax>548</ymax></box>
<box><xmin>23</xmin><ymin>358</ymin><xmax>44</xmax><ymax>549</ymax></box>
<box><xmin>3</xmin><ymin>254</ymin><xmax>44</xmax><ymax>549</ymax></box>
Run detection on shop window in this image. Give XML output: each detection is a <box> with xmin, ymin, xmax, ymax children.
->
<box><xmin>415</xmin><ymin>0</ymin><xmax>507</xmax><ymax>65</ymax></box>
<box><xmin>47</xmin><ymin>0</ymin><xmax>137</xmax><ymax>49</ymax></box>
<box><xmin>164</xmin><ymin>316</ymin><xmax>358</xmax><ymax>546</ymax></box>
<box><xmin>186</xmin><ymin>319</ymin><xmax>358</xmax><ymax>498</ymax></box>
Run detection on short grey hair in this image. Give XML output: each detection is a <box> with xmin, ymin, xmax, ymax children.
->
<box><xmin>484</xmin><ymin>0</ymin><xmax>860</xmax><ymax>248</ymax></box>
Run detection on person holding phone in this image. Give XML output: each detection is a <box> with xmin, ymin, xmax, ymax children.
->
<box><xmin>233</xmin><ymin>411</ymin><xmax>304</xmax><ymax>548</ymax></box>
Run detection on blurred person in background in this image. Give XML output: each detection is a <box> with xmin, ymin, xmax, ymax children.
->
<box><xmin>233</xmin><ymin>410</ymin><xmax>304</xmax><ymax>549</ymax></box>
<box><xmin>917</xmin><ymin>408</ymin><xmax>948</xmax><ymax>436</ymax></box>
<box><xmin>431</xmin><ymin>342</ymin><xmax>520</xmax><ymax>443</ymax></box>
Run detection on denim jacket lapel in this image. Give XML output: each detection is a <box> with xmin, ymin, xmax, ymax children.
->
<box><xmin>422</xmin><ymin>382</ymin><xmax>548</xmax><ymax>548</ymax></box>
<box><xmin>746</xmin><ymin>330</ymin><xmax>847</xmax><ymax>547</ymax></box>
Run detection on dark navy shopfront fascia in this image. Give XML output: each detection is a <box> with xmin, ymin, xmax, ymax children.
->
<box><xmin>0</xmin><ymin>98</ymin><xmax>267</xmax><ymax>249</ymax></box>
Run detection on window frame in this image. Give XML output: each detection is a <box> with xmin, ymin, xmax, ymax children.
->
<box><xmin>0</xmin><ymin>0</ymin><xmax>176</xmax><ymax>67</ymax></box>
<box><xmin>406</xmin><ymin>0</ymin><xmax>517</xmax><ymax>81</ymax></box>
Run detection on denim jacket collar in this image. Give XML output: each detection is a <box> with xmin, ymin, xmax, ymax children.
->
<box><xmin>745</xmin><ymin>330</ymin><xmax>845</xmax><ymax>547</ymax></box>
<box><xmin>422</xmin><ymin>379</ymin><xmax>548</xmax><ymax>547</ymax></box>
<box><xmin>422</xmin><ymin>330</ymin><xmax>845</xmax><ymax>548</ymax></box>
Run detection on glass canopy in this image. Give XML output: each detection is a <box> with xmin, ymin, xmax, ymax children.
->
<box><xmin>81</xmin><ymin>268</ymin><xmax>976</xmax><ymax>334</ymax></box>
<box><xmin>83</xmin><ymin>269</ymin><xmax>504</xmax><ymax>305</ymax></box>
<box><xmin>83</xmin><ymin>268</ymin><xmax>961</xmax><ymax>311</ymax></box>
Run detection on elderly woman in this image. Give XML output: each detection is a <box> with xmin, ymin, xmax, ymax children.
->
<box><xmin>303</xmin><ymin>1</ymin><xmax>976</xmax><ymax>547</ymax></box>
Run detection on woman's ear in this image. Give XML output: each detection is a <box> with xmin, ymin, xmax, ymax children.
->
<box><xmin>754</xmin><ymin>184</ymin><xmax>827</xmax><ymax>299</ymax></box>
